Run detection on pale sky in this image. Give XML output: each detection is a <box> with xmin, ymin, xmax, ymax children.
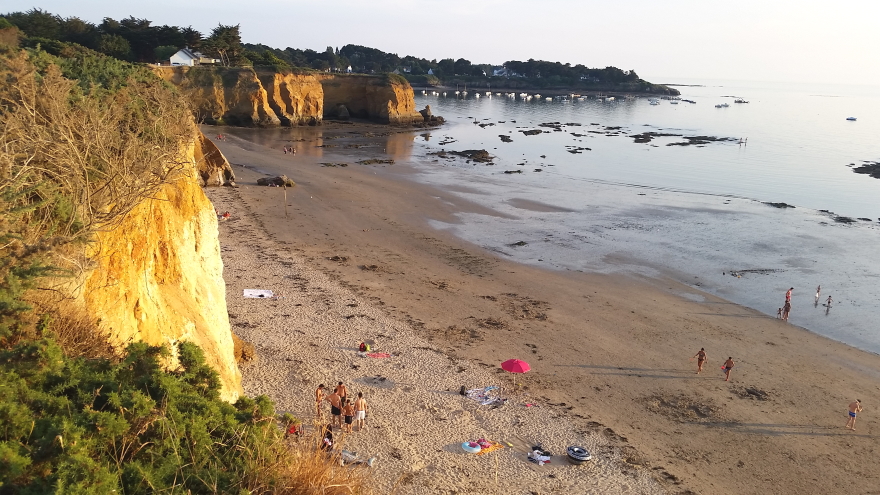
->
<box><xmin>5</xmin><ymin>0</ymin><xmax>879</xmax><ymax>85</ymax></box>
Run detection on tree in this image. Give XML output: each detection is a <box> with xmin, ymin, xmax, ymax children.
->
<box><xmin>453</xmin><ymin>58</ymin><xmax>471</xmax><ymax>75</ymax></box>
<box><xmin>203</xmin><ymin>24</ymin><xmax>242</xmax><ymax>66</ymax></box>
<box><xmin>4</xmin><ymin>8</ymin><xmax>61</xmax><ymax>39</ymax></box>
<box><xmin>181</xmin><ymin>26</ymin><xmax>202</xmax><ymax>50</ymax></box>
<box><xmin>98</xmin><ymin>33</ymin><xmax>130</xmax><ymax>59</ymax></box>
<box><xmin>154</xmin><ymin>45</ymin><xmax>178</xmax><ymax>62</ymax></box>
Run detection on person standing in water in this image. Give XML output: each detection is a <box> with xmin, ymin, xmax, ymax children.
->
<box><xmin>815</xmin><ymin>285</ymin><xmax>821</xmax><ymax>303</ymax></box>
<box><xmin>785</xmin><ymin>287</ymin><xmax>793</xmax><ymax>303</ymax></box>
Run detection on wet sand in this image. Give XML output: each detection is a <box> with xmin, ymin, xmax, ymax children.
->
<box><xmin>207</xmin><ymin>123</ymin><xmax>879</xmax><ymax>495</ymax></box>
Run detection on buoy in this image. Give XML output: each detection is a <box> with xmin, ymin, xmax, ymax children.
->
<box><xmin>461</xmin><ymin>442</ymin><xmax>481</xmax><ymax>454</ymax></box>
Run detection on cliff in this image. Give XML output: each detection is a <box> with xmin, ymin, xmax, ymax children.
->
<box><xmin>317</xmin><ymin>73</ymin><xmax>423</xmax><ymax>124</ymax></box>
<box><xmin>256</xmin><ymin>71</ymin><xmax>324</xmax><ymax>126</ymax></box>
<box><xmin>154</xmin><ymin>67</ymin><xmax>423</xmax><ymax>126</ymax></box>
<box><xmin>73</xmin><ymin>130</ymin><xmax>242</xmax><ymax>401</ymax></box>
<box><xmin>155</xmin><ymin>66</ymin><xmax>280</xmax><ymax>126</ymax></box>
<box><xmin>193</xmin><ymin>129</ymin><xmax>236</xmax><ymax>186</ymax></box>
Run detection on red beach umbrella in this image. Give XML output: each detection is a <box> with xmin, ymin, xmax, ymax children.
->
<box><xmin>501</xmin><ymin>359</ymin><xmax>531</xmax><ymax>374</ymax></box>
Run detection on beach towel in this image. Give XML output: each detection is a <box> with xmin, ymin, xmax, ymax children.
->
<box><xmin>366</xmin><ymin>352</ymin><xmax>391</xmax><ymax>358</ymax></box>
<box><xmin>465</xmin><ymin>386</ymin><xmax>501</xmax><ymax>406</ymax></box>
<box><xmin>243</xmin><ymin>289</ymin><xmax>274</xmax><ymax>298</ymax></box>
<box><xmin>476</xmin><ymin>442</ymin><xmax>504</xmax><ymax>455</ymax></box>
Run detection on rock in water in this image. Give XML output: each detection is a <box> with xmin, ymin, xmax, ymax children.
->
<box><xmin>420</xmin><ymin>105</ymin><xmax>433</xmax><ymax>119</ymax></box>
<box><xmin>257</xmin><ymin>175</ymin><xmax>296</xmax><ymax>187</ymax></box>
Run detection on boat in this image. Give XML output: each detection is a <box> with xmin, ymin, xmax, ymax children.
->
<box><xmin>846</xmin><ymin>117</ymin><xmax>857</xmax><ymax>121</ymax></box>
<box><xmin>545</xmin><ymin>97</ymin><xmax>553</xmax><ymax>101</ymax></box>
<box><xmin>734</xmin><ymin>98</ymin><xmax>749</xmax><ymax>103</ymax></box>
<box><xmin>715</xmin><ymin>103</ymin><xmax>729</xmax><ymax>108</ymax></box>
<box><xmin>649</xmin><ymin>98</ymin><xmax>660</xmax><ymax>105</ymax></box>
<box><xmin>670</xmin><ymin>100</ymin><xmax>679</xmax><ymax>104</ymax></box>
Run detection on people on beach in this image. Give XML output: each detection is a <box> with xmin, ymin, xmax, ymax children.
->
<box><xmin>335</xmin><ymin>381</ymin><xmax>348</xmax><ymax>404</ymax></box>
<box><xmin>693</xmin><ymin>348</ymin><xmax>707</xmax><ymax>374</ymax></box>
<box><xmin>845</xmin><ymin>400</ymin><xmax>863</xmax><ymax>430</ymax></box>
<box><xmin>776</xmin><ymin>308</ymin><xmax>782</xmax><ymax>319</ymax></box>
<box><xmin>723</xmin><ymin>357</ymin><xmax>735</xmax><ymax>381</ymax></box>
<box><xmin>354</xmin><ymin>392</ymin><xmax>369</xmax><ymax>432</ymax></box>
<box><xmin>785</xmin><ymin>287</ymin><xmax>793</xmax><ymax>303</ymax></box>
<box><xmin>782</xmin><ymin>301</ymin><xmax>791</xmax><ymax>321</ymax></box>
<box><xmin>326</xmin><ymin>389</ymin><xmax>343</xmax><ymax>428</ymax></box>
<box><xmin>315</xmin><ymin>384</ymin><xmax>326</xmax><ymax>418</ymax></box>
<box><xmin>815</xmin><ymin>285</ymin><xmax>821</xmax><ymax>303</ymax></box>
<box><xmin>826</xmin><ymin>295</ymin><xmax>833</xmax><ymax>307</ymax></box>
<box><xmin>342</xmin><ymin>398</ymin><xmax>355</xmax><ymax>433</ymax></box>
<box><xmin>321</xmin><ymin>423</ymin><xmax>334</xmax><ymax>452</ymax></box>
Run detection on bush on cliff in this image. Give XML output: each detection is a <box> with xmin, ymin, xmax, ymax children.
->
<box><xmin>0</xmin><ymin>47</ymin><xmax>371</xmax><ymax>493</ymax></box>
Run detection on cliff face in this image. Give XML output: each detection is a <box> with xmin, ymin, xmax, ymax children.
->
<box><xmin>74</xmin><ymin>132</ymin><xmax>242</xmax><ymax>401</ymax></box>
<box><xmin>155</xmin><ymin>67</ymin><xmax>279</xmax><ymax>126</ymax></box>
<box><xmin>155</xmin><ymin>67</ymin><xmax>422</xmax><ymax>126</ymax></box>
<box><xmin>317</xmin><ymin>74</ymin><xmax>423</xmax><ymax>124</ymax></box>
<box><xmin>257</xmin><ymin>72</ymin><xmax>323</xmax><ymax>126</ymax></box>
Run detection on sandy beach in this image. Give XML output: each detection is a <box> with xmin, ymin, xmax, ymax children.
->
<box><xmin>206</xmin><ymin>123</ymin><xmax>879</xmax><ymax>495</ymax></box>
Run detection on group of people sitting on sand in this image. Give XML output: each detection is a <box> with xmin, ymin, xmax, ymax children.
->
<box><xmin>283</xmin><ymin>146</ymin><xmax>297</xmax><ymax>155</ymax></box>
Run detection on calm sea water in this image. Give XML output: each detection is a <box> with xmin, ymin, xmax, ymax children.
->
<box><xmin>401</xmin><ymin>80</ymin><xmax>880</xmax><ymax>354</ymax></box>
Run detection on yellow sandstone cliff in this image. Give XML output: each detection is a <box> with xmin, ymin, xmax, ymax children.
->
<box><xmin>317</xmin><ymin>73</ymin><xmax>423</xmax><ymax>124</ymax></box>
<box><xmin>75</xmin><ymin>130</ymin><xmax>242</xmax><ymax>401</ymax></box>
<box><xmin>154</xmin><ymin>67</ymin><xmax>423</xmax><ymax>126</ymax></box>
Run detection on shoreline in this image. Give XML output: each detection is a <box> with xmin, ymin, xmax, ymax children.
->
<box><xmin>208</xmin><ymin>124</ymin><xmax>879</xmax><ymax>494</ymax></box>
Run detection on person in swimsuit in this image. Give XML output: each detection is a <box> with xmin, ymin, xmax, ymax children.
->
<box><xmin>326</xmin><ymin>390</ymin><xmax>343</xmax><ymax>428</ymax></box>
<box><xmin>693</xmin><ymin>348</ymin><xmax>707</xmax><ymax>374</ymax></box>
<box><xmin>826</xmin><ymin>295</ymin><xmax>833</xmax><ymax>307</ymax></box>
<box><xmin>785</xmin><ymin>287</ymin><xmax>793</xmax><ymax>302</ymax></box>
<box><xmin>782</xmin><ymin>301</ymin><xmax>791</xmax><ymax>321</ymax></box>
<box><xmin>354</xmin><ymin>392</ymin><xmax>369</xmax><ymax>432</ymax></box>
<box><xmin>335</xmin><ymin>381</ymin><xmax>348</xmax><ymax>405</ymax></box>
<box><xmin>315</xmin><ymin>384</ymin><xmax>326</xmax><ymax>418</ymax></box>
<box><xmin>320</xmin><ymin>423</ymin><xmax>334</xmax><ymax>452</ymax></box>
<box><xmin>845</xmin><ymin>400</ymin><xmax>862</xmax><ymax>430</ymax></box>
<box><xmin>815</xmin><ymin>285</ymin><xmax>821</xmax><ymax>303</ymax></box>
<box><xmin>723</xmin><ymin>357</ymin><xmax>735</xmax><ymax>381</ymax></box>
<box><xmin>342</xmin><ymin>398</ymin><xmax>355</xmax><ymax>433</ymax></box>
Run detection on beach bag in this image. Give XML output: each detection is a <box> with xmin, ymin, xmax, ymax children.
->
<box><xmin>359</xmin><ymin>342</ymin><xmax>366</xmax><ymax>352</ymax></box>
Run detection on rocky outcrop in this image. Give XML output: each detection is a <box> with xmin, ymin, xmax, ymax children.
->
<box><xmin>317</xmin><ymin>74</ymin><xmax>424</xmax><ymax>124</ymax></box>
<box><xmin>194</xmin><ymin>129</ymin><xmax>236</xmax><ymax>186</ymax></box>
<box><xmin>73</xmin><ymin>130</ymin><xmax>242</xmax><ymax>401</ymax></box>
<box><xmin>155</xmin><ymin>67</ymin><xmax>424</xmax><ymax>126</ymax></box>
<box><xmin>155</xmin><ymin>67</ymin><xmax>279</xmax><ymax>126</ymax></box>
<box><xmin>256</xmin><ymin>72</ymin><xmax>323</xmax><ymax>126</ymax></box>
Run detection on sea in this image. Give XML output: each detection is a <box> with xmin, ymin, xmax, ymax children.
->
<box><xmin>398</xmin><ymin>79</ymin><xmax>880</xmax><ymax>354</ymax></box>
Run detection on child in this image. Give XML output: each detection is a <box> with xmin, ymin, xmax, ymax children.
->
<box><xmin>342</xmin><ymin>398</ymin><xmax>355</xmax><ymax>433</ymax></box>
<box><xmin>776</xmin><ymin>308</ymin><xmax>782</xmax><ymax>319</ymax></box>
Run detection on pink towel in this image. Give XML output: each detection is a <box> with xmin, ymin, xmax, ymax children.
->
<box><xmin>367</xmin><ymin>352</ymin><xmax>391</xmax><ymax>358</ymax></box>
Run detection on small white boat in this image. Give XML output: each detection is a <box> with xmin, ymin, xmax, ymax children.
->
<box><xmin>545</xmin><ymin>97</ymin><xmax>553</xmax><ymax>101</ymax></box>
<box><xmin>734</xmin><ymin>98</ymin><xmax>749</xmax><ymax>103</ymax></box>
<box><xmin>846</xmin><ymin>117</ymin><xmax>857</xmax><ymax>121</ymax></box>
<box><xmin>474</xmin><ymin>93</ymin><xmax>480</xmax><ymax>98</ymax></box>
<box><xmin>649</xmin><ymin>98</ymin><xmax>660</xmax><ymax>105</ymax></box>
<box><xmin>670</xmin><ymin>100</ymin><xmax>679</xmax><ymax>104</ymax></box>
<box><xmin>715</xmin><ymin>103</ymin><xmax>730</xmax><ymax>108</ymax></box>
<box><xmin>534</xmin><ymin>94</ymin><xmax>541</xmax><ymax>98</ymax></box>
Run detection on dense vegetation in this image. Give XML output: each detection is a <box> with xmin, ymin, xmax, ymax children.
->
<box><xmin>0</xmin><ymin>32</ymin><xmax>366</xmax><ymax>493</ymax></box>
<box><xmin>1</xmin><ymin>8</ymin><xmax>674</xmax><ymax>93</ymax></box>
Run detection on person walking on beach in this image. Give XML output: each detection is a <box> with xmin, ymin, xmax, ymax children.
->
<box><xmin>782</xmin><ymin>301</ymin><xmax>791</xmax><ymax>321</ymax></box>
<box><xmin>776</xmin><ymin>308</ymin><xmax>783</xmax><ymax>319</ymax></box>
<box><xmin>815</xmin><ymin>285</ymin><xmax>821</xmax><ymax>303</ymax></box>
<box><xmin>354</xmin><ymin>392</ymin><xmax>369</xmax><ymax>432</ymax></box>
<box><xmin>326</xmin><ymin>389</ymin><xmax>343</xmax><ymax>428</ymax></box>
<box><xmin>845</xmin><ymin>400</ymin><xmax>863</xmax><ymax>430</ymax></box>
<box><xmin>785</xmin><ymin>287</ymin><xmax>793</xmax><ymax>303</ymax></box>
<box><xmin>315</xmin><ymin>384</ymin><xmax>326</xmax><ymax>418</ymax></box>
<box><xmin>335</xmin><ymin>381</ymin><xmax>348</xmax><ymax>405</ymax></box>
<box><xmin>693</xmin><ymin>348</ymin><xmax>708</xmax><ymax>374</ymax></box>
<box><xmin>826</xmin><ymin>295</ymin><xmax>833</xmax><ymax>307</ymax></box>
<box><xmin>722</xmin><ymin>357</ymin><xmax>735</xmax><ymax>381</ymax></box>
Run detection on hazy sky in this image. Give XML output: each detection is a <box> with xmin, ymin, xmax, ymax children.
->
<box><xmin>5</xmin><ymin>0</ymin><xmax>879</xmax><ymax>85</ymax></box>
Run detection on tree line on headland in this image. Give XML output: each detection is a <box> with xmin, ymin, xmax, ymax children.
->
<box><xmin>1</xmin><ymin>8</ymin><xmax>676</xmax><ymax>94</ymax></box>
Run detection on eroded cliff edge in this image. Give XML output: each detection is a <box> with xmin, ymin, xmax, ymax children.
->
<box><xmin>72</xmin><ymin>130</ymin><xmax>242</xmax><ymax>401</ymax></box>
<box><xmin>154</xmin><ymin>66</ymin><xmax>424</xmax><ymax>126</ymax></box>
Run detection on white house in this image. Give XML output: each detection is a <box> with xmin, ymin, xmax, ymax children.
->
<box><xmin>170</xmin><ymin>48</ymin><xmax>220</xmax><ymax>66</ymax></box>
<box><xmin>346</xmin><ymin>65</ymin><xmax>352</xmax><ymax>73</ymax></box>
<box><xmin>427</xmin><ymin>69</ymin><xmax>434</xmax><ymax>75</ymax></box>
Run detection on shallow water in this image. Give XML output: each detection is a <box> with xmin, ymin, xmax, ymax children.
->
<box><xmin>403</xmin><ymin>80</ymin><xmax>880</xmax><ymax>354</ymax></box>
